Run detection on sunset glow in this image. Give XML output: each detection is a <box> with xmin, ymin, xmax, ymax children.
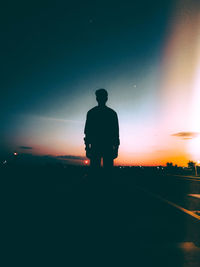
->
<box><xmin>2</xmin><ymin>1</ymin><xmax>200</xmax><ymax>167</ymax></box>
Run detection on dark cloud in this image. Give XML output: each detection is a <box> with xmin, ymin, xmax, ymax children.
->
<box><xmin>171</xmin><ymin>132</ymin><xmax>200</xmax><ymax>139</ymax></box>
<box><xmin>56</xmin><ymin>155</ymin><xmax>86</xmax><ymax>160</ymax></box>
<box><xmin>19</xmin><ymin>146</ymin><xmax>33</xmax><ymax>150</ymax></box>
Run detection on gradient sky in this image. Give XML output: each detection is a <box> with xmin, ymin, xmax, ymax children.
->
<box><xmin>1</xmin><ymin>0</ymin><xmax>200</xmax><ymax>166</ymax></box>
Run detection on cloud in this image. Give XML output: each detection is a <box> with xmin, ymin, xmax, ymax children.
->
<box><xmin>28</xmin><ymin>114</ymin><xmax>84</xmax><ymax>124</ymax></box>
<box><xmin>56</xmin><ymin>155</ymin><xmax>86</xmax><ymax>160</ymax></box>
<box><xmin>19</xmin><ymin>146</ymin><xmax>33</xmax><ymax>150</ymax></box>
<box><xmin>41</xmin><ymin>116</ymin><xmax>83</xmax><ymax>124</ymax></box>
<box><xmin>171</xmin><ymin>132</ymin><xmax>200</xmax><ymax>139</ymax></box>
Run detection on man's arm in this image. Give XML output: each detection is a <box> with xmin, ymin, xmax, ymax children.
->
<box><xmin>84</xmin><ymin>112</ymin><xmax>92</xmax><ymax>158</ymax></box>
<box><xmin>114</xmin><ymin>112</ymin><xmax>120</xmax><ymax>147</ymax></box>
<box><xmin>112</xmin><ymin>112</ymin><xmax>119</xmax><ymax>159</ymax></box>
<box><xmin>84</xmin><ymin>112</ymin><xmax>90</xmax><ymax>146</ymax></box>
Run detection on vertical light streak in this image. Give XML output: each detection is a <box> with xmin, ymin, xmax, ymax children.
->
<box><xmin>188</xmin><ymin>35</ymin><xmax>200</xmax><ymax>160</ymax></box>
<box><xmin>159</xmin><ymin>0</ymin><xmax>200</xmax><ymax>164</ymax></box>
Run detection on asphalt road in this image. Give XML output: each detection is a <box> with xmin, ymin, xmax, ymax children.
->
<box><xmin>2</xmin><ymin>166</ymin><xmax>200</xmax><ymax>266</ymax></box>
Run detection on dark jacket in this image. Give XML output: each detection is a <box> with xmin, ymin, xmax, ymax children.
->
<box><xmin>84</xmin><ymin>105</ymin><xmax>120</xmax><ymax>148</ymax></box>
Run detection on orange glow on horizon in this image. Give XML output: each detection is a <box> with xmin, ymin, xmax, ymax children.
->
<box><xmin>11</xmin><ymin>0</ymin><xmax>200</xmax><ymax>167</ymax></box>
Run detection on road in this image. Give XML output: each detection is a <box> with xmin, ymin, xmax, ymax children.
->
<box><xmin>2</xmin><ymin>166</ymin><xmax>200</xmax><ymax>266</ymax></box>
<box><xmin>55</xmin><ymin>169</ymin><xmax>200</xmax><ymax>266</ymax></box>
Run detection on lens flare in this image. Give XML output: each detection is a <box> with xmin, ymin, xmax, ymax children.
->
<box><xmin>188</xmin><ymin>63</ymin><xmax>200</xmax><ymax>160</ymax></box>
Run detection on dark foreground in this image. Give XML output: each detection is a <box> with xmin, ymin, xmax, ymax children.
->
<box><xmin>2</xmin><ymin>165</ymin><xmax>200</xmax><ymax>266</ymax></box>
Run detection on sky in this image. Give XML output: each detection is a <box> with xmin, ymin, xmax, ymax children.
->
<box><xmin>1</xmin><ymin>0</ymin><xmax>200</xmax><ymax>166</ymax></box>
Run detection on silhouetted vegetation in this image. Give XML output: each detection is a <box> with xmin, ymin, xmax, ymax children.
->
<box><xmin>188</xmin><ymin>160</ymin><xmax>196</xmax><ymax>169</ymax></box>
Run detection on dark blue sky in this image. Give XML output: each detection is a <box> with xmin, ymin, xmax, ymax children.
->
<box><xmin>1</xmin><ymin>0</ymin><xmax>174</xmax><ymax>157</ymax></box>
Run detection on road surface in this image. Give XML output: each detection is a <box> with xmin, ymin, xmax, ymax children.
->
<box><xmin>2</xmin><ymin>166</ymin><xmax>200</xmax><ymax>266</ymax></box>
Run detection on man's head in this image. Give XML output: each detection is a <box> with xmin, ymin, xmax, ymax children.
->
<box><xmin>95</xmin><ymin>89</ymin><xmax>108</xmax><ymax>106</ymax></box>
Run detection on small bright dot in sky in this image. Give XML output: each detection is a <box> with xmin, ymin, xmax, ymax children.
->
<box><xmin>14</xmin><ymin>152</ymin><xmax>18</xmax><ymax>156</ymax></box>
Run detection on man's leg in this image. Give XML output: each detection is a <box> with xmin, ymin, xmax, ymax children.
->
<box><xmin>103</xmin><ymin>157</ymin><xmax>113</xmax><ymax>169</ymax></box>
<box><xmin>89</xmin><ymin>157</ymin><xmax>101</xmax><ymax>182</ymax></box>
<box><xmin>102</xmin><ymin>156</ymin><xmax>113</xmax><ymax>184</ymax></box>
<box><xmin>90</xmin><ymin>156</ymin><xmax>101</xmax><ymax>171</ymax></box>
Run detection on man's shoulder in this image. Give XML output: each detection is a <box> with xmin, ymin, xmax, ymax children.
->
<box><xmin>106</xmin><ymin>106</ymin><xmax>117</xmax><ymax>114</ymax></box>
<box><xmin>87</xmin><ymin>106</ymin><xmax>117</xmax><ymax>116</ymax></box>
<box><xmin>87</xmin><ymin>106</ymin><xmax>98</xmax><ymax>115</ymax></box>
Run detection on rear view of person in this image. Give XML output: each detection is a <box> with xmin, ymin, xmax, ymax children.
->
<box><xmin>84</xmin><ymin>89</ymin><xmax>120</xmax><ymax>169</ymax></box>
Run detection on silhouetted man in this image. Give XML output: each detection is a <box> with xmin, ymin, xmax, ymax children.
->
<box><xmin>84</xmin><ymin>89</ymin><xmax>120</xmax><ymax>169</ymax></box>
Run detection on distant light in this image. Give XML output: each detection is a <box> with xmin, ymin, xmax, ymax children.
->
<box><xmin>3</xmin><ymin>160</ymin><xmax>7</xmax><ymax>164</ymax></box>
<box><xmin>157</xmin><ymin>167</ymin><xmax>159</xmax><ymax>169</ymax></box>
<box><xmin>84</xmin><ymin>160</ymin><xmax>89</xmax><ymax>165</ymax></box>
<box><xmin>14</xmin><ymin>152</ymin><xmax>18</xmax><ymax>156</ymax></box>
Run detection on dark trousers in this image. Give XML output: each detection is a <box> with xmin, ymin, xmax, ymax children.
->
<box><xmin>90</xmin><ymin>156</ymin><xmax>113</xmax><ymax>169</ymax></box>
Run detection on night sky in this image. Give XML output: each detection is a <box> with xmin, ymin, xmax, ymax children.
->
<box><xmin>1</xmin><ymin>0</ymin><xmax>200</xmax><ymax>166</ymax></box>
